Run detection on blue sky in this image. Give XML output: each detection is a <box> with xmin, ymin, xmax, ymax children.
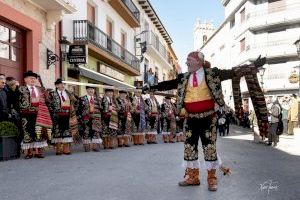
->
<box><xmin>150</xmin><ymin>0</ymin><xmax>225</xmax><ymax>72</ymax></box>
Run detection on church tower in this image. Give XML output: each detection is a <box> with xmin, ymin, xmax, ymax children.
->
<box><xmin>193</xmin><ymin>19</ymin><xmax>215</xmax><ymax>51</ymax></box>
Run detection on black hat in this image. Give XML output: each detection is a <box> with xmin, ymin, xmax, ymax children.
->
<box><xmin>165</xmin><ymin>96</ymin><xmax>171</xmax><ymax>99</ymax></box>
<box><xmin>86</xmin><ymin>85</ymin><xmax>95</xmax><ymax>90</ymax></box>
<box><xmin>24</xmin><ymin>71</ymin><xmax>38</xmax><ymax>78</ymax></box>
<box><xmin>119</xmin><ymin>90</ymin><xmax>127</xmax><ymax>94</ymax></box>
<box><xmin>54</xmin><ymin>78</ymin><xmax>63</xmax><ymax>85</ymax></box>
<box><xmin>105</xmin><ymin>88</ymin><xmax>113</xmax><ymax>92</ymax></box>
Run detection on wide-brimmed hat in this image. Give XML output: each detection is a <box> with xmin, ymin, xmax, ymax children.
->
<box><xmin>54</xmin><ymin>78</ymin><xmax>63</xmax><ymax>85</ymax></box>
<box><xmin>24</xmin><ymin>71</ymin><xmax>38</xmax><ymax>78</ymax></box>
<box><xmin>119</xmin><ymin>90</ymin><xmax>127</xmax><ymax>94</ymax></box>
<box><xmin>86</xmin><ymin>85</ymin><xmax>96</xmax><ymax>90</ymax></box>
<box><xmin>104</xmin><ymin>88</ymin><xmax>113</xmax><ymax>92</ymax></box>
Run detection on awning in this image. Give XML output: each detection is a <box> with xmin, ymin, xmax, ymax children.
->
<box><xmin>79</xmin><ymin>66</ymin><xmax>135</xmax><ymax>90</ymax></box>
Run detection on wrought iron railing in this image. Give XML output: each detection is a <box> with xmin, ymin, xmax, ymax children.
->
<box><xmin>121</xmin><ymin>0</ymin><xmax>140</xmax><ymax>22</ymax></box>
<box><xmin>73</xmin><ymin>20</ymin><xmax>140</xmax><ymax>72</ymax></box>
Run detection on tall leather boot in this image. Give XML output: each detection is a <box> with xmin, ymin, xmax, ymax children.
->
<box><xmin>63</xmin><ymin>143</ymin><xmax>71</xmax><ymax>155</ymax></box>
<box><xmin>178</xmin><ymin>168</ymin><xmax>200</xmax><ymax>186</ymax></box>
<box><xmin>24</xmin><ymin>148</ymin><xmax>33</xmax><ymax>159</ymax></box>
<box><xmin>55</xmin><ymin>143</ymin><xmax>62</xmax><ymax>155</ymax></box>
<box><xmin>83</xmin><ymin>144</ymin><xmax>90</xmax><ymax>152</ymax></box>
<box><xmin>169</xmin><ymin>134</ymin><xmax>175</xmax><ymax>143</ymax></box>
<box><xmin>139</xmin><ymin>134</ymin><xmax>144</xmax><ymax>145</ymax></box>
<box><xmin>123</xmin><ymin>135</ymin><xmax>130</xmax><ymax>147</ymax></box>
<box><xmin>103</xmin><ymin>137</ymin><xmax>109</xmax><ymax>149</ymax></box>
<box><xmin>162</xmin><ymin>135</ymin><xmax>167</xmax><ymax>143</ymax></box>
<box><xmin>118</xmin><ymin>136</ymin><xmax>124</xmax><ymax>147</ymax></box>
<box><xmin>35</xmin><ymin>148</ymin><xmax>45</xmax><ymax>158</ymax></box>
<box><xmin>133</xmin><ymin>135</ymin><xmax>139</xmax><ymax>145</ymax></box>
<box><xmin>207</xmin><ymin>169</ymin><xmax>218</xmax><ymax>191</ymax></box>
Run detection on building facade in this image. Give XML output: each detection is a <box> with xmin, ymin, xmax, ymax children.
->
<box><xmin>0</xmin><ymin>0</ymin><xmax>76</xmax><ymax>88</ymax></box>
<box><xmin>62</xmin><ymin>0</ymin><xmax>142</xmax><ymax>95</ymax></box>
<box><xmin>135</xmin><ymin>0</ymin><xmax>179</xmax><ymax>102</ymax></box>
<box><xmin>199</xmin><ymin>0</ymin><xmax>300</xmax><ymax>110</ymax></box>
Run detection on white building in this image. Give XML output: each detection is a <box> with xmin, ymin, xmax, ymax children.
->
<box><xmin>136</xmin><ymin>0</ymin><xmax>178</xmax><ymax>83</ymax></box>
<box><xmin>199</xmin><ymin>0</ymin><xmax>300</xmax><ymax>110</ymax></box>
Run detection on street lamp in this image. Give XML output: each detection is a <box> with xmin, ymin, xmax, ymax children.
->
<box><xmin>59</xmin><ymin>36</ymin><xmax>71</xmax><ymax>61</ymax></box>
<box><xmin>259</xmin><ymin>67</ymin><xmax>266</xmax><ymax>92</ymax></box>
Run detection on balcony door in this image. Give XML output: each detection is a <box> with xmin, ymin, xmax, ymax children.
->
<box><xmin>106</xmin><ymin>19</ymin><xmax>113</xmax><ymax>52</ymax></box>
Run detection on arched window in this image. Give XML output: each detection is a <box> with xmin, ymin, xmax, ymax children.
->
<box><xmin>203</xmin><ymin>35</ymin><xmax>208</xmax><ymax>43</ymax></box>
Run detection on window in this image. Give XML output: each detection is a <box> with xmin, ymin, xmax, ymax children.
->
<box><xmin>240</xmin><ymin>38</ymin><xmax>246</xmax><ymax>52</ymax></box>
<box><xmin>230</xmin><ymin>17</ymin><xmax>235</xmax><ymax>28</ymax></box>
<box><xmin>240</xmin><ymin>8</ymin><xmax>245</xmax><ymax>23</ymax></box>
<box><xmin>0</xmin><ymin>24</ymin><xmax>20</xmax><ymax>61</ymax></box>
<box><xmin>220</xmin><ymin>44</ymin><xmax>225</xmax><ymax>51</ymax></box>
<box><xmin>87</xmin><ymin>3</ymin><xmax>95</xmax><ymax>24</ymax></box>
<box><xmin>106</xmin><ymin>19</ymin><xmax>113</xmax><ymax>38</ymax></box>
<box><xmin>120</xmin><ymin>31</ymin><xmax>126</xmax><ymax>59</ymax></box>
<box><xmin>203</xmin><ymin>35</ymin><xmax>208</xmax><ymax>44</ymax></box>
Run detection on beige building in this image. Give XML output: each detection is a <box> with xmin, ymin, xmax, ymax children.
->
<box><xmin>0</xmin><ymin>0</ymin><xmax>76</xmax><ymax>88</ymax></box>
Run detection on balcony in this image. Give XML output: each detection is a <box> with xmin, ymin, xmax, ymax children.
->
<box><xmin>246</xmin><ymin>2</ymin><xmax>300</xmax><ymax>31</ymax></box>
<box><xmin>73</xmin><ymin>20</ymin><xmax>140</xmax><ymax>76</ymax></box>
<box><xmin>108</xmin><ymin>0</ymin><xmax>140</xmax><ymax>28</ymax></box>
<box><xmin>141</xmin><ymin>31</ymin><xmax>172</xmax><ymax>69</ymax></box>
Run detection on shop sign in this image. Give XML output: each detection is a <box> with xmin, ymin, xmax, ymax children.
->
<box><xmin>68</xmin><ymin>45</ymin><xmax>86</xmax><ymax>64</ymax></box>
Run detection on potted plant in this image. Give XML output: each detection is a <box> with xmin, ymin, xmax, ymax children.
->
<box><xmin>0</xmin><ymin>121</ymin><xmax>20</xmax><ymax>161</ymax></box>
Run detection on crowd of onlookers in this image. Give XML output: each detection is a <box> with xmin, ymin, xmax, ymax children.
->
<box><xmin>248</xmin><ymin>94</ymin><xmax>299</xmax><ymax>147</ymax></box>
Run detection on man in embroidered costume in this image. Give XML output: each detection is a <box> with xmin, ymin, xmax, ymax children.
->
<box><xmin>77</xmin><ymin>86</ymin><xmax>102</xmax><ymax>152</ymax></box>
<box><xmin>48</xmin><ymin>78</ymin><xmax>78</xmax><ymax>155</ymax></box>
<box><xmin>161</xmin><ymin>96</ymin><xmax>177</xmax><ymax>143</ymax></box>
<box><xmin>131</xmin><ymin>88</ymin><xmax>147</xmax><ymax>145</ymax></box>
<box><xmin>147</xmin><ymin>51</ymin><xmax>268</xmax><ymax>191</ymax></box>
<box><xmin>116</xmin><ymin>90</ymin><xmax>132</xmax><ymax>147</ymax></box>
<box><xmin>19</xmin><ymin>71</ymin><xmax>49</xmax><ymax>159</ymax></box>
<box><xmin>145</xmin><ymin>90</ymin><xmax>160</xmax><ymax>144</ymax></box>
<box><xmin>101</xmin><ymin>88</ymin><xmax>119</xmax><ymax>149</ymax></box>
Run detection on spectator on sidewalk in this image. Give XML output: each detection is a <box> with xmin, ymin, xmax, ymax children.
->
<box><xmin>218</xmin><ymin>112</ymin><xmax>226</xmax><ymax>136</ymax></box>
<box><xmin>225</xmin><ymin>111</ymin><xmax>231</xmax><ymax>135</ymax></box>
<box><xmin>0</xmin><ymin>75</ymin><xmax>10</xmax><ymax>122</ymax></box>
<box><xmin>288</xmin><ymin>94</ymin><xmax>298</xmax><ymax>135</ymax></box>
<box><xmin>248</xmin><ymin>110</ymin><xmax>262</xmax><ymax>143</ymax></box>
<box><xmin>281</xmin><ymin>95</ymin><xmax>291</xmax><ymax>135</ymax></box>
<box><xmin>267</xmin><ymin>97</ymin><xmax>281</xmax><ymax>147</ymax></box>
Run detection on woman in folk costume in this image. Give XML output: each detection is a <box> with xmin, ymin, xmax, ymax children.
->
<box><xmin>161</xmin><ymin>96</ymin><xmax>177</xmax><ymax>143</ymax></box>
<box><xmin>77</xmin><ymin>86</ymin><xmax>102</xmax><ymax>152</ymax></box>
<box><xmin>48</xmin><ymin>78</ymin><xmax>78</xmax><ymax>155</ymax></box>
<box><xmin>131</xmin><ymin>88</ymin><xmax>147</xmax><ymax>145</ymax></box>
<box><xmin>101</xmin><ymin>88</ymin><xmax>119</xmax><ymax>149</ymax></box>
<box><xmin>19</xmin><ymin>71</ymin><xmax>50</xmax><ymax>159</ymax></box>
<box><xmin>147</xmin><ymin>51</ymin><xmax>268</xmax><ymax>191</ymax></box>
<box><xmin>145</xmin><ymin>90</ymin><xmax>160</xmax><ymax>144</ymax></box>
<box><xmin>116</xmin><ymin>90</ymin><xmax>132</xmax><ymax>147</ymax></box>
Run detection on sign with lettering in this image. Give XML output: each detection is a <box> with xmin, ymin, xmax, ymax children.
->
<box><xmin>99</xmin><ymin>64</ymin><xmax>125</xmax><ymax>81</ymax></box>
<box><xmin>68</xmin><ymin>45</ymin><xmax>86</xmax><ymax>64</ymax></box>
